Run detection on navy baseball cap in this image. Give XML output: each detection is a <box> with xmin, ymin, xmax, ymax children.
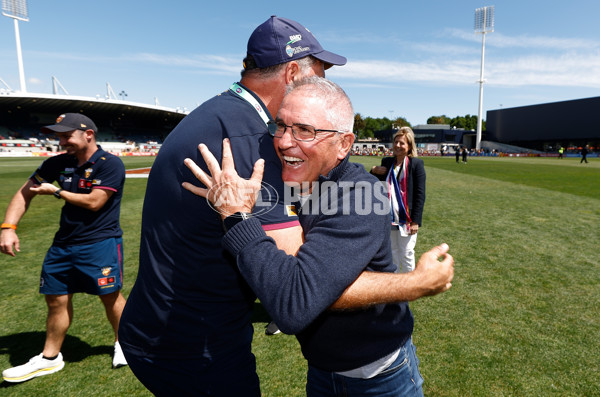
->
<box><xmin>41</xmin><ymin>113</ymin><xmax>97</xmax><ymax>134</ymax></box>
<box><xmin>246</xmin><ymin>16</ymin><xmax>346</xmax><ymax>70</ymax></box>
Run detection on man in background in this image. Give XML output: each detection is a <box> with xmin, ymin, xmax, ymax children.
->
<box><xmin>1</xmin><ymin>113</ymin><xmax>127</xmax><ymax>383</ymax></box>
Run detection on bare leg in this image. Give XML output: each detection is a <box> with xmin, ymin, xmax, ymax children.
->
<box><xmin>99</xmin><ymin>291</ymin><xmax>126</xmax><ymax>341</ymax></box>
<box><xmin>43</xmin><ymin>294</ymin><xmax>73</xmax><ymax>357</ymax></box>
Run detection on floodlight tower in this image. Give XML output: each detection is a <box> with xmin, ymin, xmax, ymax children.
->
<box><xmin>474</xmin><ymin>5</ymin><xmax>494</xmax><ymax>151</ymax></box>
<box><xmin>2</xmin><ymin>0</ymin><xmax>29</xmax><ymax>93</ymax></box>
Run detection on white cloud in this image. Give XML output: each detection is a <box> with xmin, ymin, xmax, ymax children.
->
<box><xmin>331</xmin><ymin>35</ymin><xmax>600</xmax><ymax>89</ymax></box>
<box><xmin>134</xmin><ymin>53</ymin><xmax>240</xmax><ymax>74</ymax></box>
<box><xmin>445</xmin><ymin>28</ymin><xmax>600</xmax><ymax>50</ymax></box>
<box><xmin>26</xmin><ymin>51</ymin><xmax>241</xmax><ymax>75</ymax></box>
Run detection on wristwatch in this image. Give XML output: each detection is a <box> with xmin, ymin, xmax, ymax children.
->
<box><xmin>222</xmin><ymin>212</ymin><xmax>252</xmax><ymax>231</ymax></box>
<box><xmin>54</xmin><ymin>189</ymin><xmax>63</xmax><ymax>199</ymax></box>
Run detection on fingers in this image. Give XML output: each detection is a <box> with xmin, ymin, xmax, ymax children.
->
<box><xmin>181</xmin><ymin>181</ymin><xmax>209</xmax><ymax>198</ymax></box>
<box><xmin>198</xmin><ymin>143</ymin><xmax>222</xmax><ymax>180</ymax></box>
<box><xmin>427</xmin><ymin>243</ymin><xmax>449</xmax><ymax>259</ymax></box>
<box><xmin>184</xmin><ymin>157</ymin><xmax>213</xmax><ymax>189</ymax></box>
<box><xmin>220</xmin><ymin>138</ymin><xmax>236</xmax><ymax>173</ymax></box>
<box><xmin>250</xmin><ymin>159</ymin><xmax>265</xmax><ymax>185</ymax></box>
<box><xmin>0</xmin><ymin>237</ymin><xmax>17</xmax><ymax>257</ymax></box>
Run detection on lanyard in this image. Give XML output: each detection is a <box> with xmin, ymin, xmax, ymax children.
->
<box><xmin>229</xmin><ymin>83</ymin><xmax>270</xmax><ymax>126</ymax></box>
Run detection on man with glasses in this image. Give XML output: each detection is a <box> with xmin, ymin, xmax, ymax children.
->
<box><xmin>184</xmin><ymin>77</ymin><xmax>455</xmax><ymax>396</ymax></box>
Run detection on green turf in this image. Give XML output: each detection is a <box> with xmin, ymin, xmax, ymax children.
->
<box><xmin>0</xmin><ymin>155</ymin><xmax>598</xmax><ymax>396</ymax></box>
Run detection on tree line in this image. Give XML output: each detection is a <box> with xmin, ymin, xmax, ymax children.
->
<box><xmin>353</xmin><ymin>113</ymin><xmax>485</xmax><ymax>140</ymax></box>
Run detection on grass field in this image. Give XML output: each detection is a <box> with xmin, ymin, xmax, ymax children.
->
<box><xmin>0</xmin><ymin>155</ymin><xmax>598</xmax><ymax>396</ymax></box>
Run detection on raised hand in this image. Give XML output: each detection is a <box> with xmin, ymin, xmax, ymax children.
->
<box><xmin>182</xmin><ymin>138</ymin><xmax>265</xmax><ymax>219</ymax></box>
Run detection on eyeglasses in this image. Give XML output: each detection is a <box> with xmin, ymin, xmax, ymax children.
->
<box><xmin>267</xmin><ymin>120</ymin><xmax>346</xmax><ymax>142</ymax></box>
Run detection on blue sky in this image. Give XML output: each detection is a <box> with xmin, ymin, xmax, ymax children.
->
<box><xmin>1</xmin><ymin>1</ymin><xmax>599</xmax><ymax>126</ymax></box>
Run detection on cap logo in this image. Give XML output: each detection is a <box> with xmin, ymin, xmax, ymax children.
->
<box><xmin>287</xmin><ymin>34</ymin><xmax>302</xmax><ymax>45</ymax></box>
<box><xmin>286</xmin><ymin>45</ymin><xmax>294</xmax><ymax>57</ymax></box>
<box><xmin>56</xmin><ymin>114</ymin><xmax>65</xmax><ymax>123</ymax></box>
<box><xmin>286</xmin><ymin>44</ymin><xmax>310</xmax><ymax>58</ymax></box>
<box><xmin>80</xmin><ymin>123</ymin><xmax>87</xmax><ymax>129</ymax></box>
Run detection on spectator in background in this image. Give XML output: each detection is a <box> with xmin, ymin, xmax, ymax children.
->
<box><xmin>1</xmin><ymin>113</ymin><xmax>127</xmax><ymax>383</ymax></box>
<box><xmin>462</xmin><ymin>146</ymin><xmax>468</xmax><ymax>164</ymax></box>
<box><xmin>371</xmin><ymin>127</ymin><xmax>426</xmax><ymax>273</ymax></box>
<box><xmin>580</xmin><ymin>145</ymin><xmax>589</xmax><ymax>163</ymax></box>
<box><xmin>455</xmin><ymin>146</ymin><xmax>460</xmax><ymax>163</ymax></box>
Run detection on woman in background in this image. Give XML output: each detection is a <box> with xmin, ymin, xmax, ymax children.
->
<box><xmin>371</xmin><ymin>127</ymin><xmax>426</xmax><ymax>273</ymax></box>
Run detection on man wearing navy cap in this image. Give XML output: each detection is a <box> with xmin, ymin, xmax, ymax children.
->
<box><xmin>118</xmin><ymin>16</ymin><xmax>347</xmax><ymax>396</ymax></box>
<box><xmin>1</xmin><ymin>113</ymin><xmax>128</xmax><ymax>383</ymax></box>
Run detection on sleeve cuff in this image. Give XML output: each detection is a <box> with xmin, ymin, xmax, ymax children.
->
<box><xmin>222</xmin><ymin>217</ymin><xmax>266</xmax><ymax>256</ymax></box>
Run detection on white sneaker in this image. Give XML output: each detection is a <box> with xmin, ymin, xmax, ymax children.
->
<box><xmin>265</xmin><ymin>321</ymin><xmax>282</xmax><ymax>335</ymax></box>
<box><xmin>112</xmin><ymin>341</ymin><xmax>127</xmax><ymax>368</ymax></box>
<box><xmin>2</xmin><ymin>353</ymin><xmax>64</xmax><ymax>383</ymax></box>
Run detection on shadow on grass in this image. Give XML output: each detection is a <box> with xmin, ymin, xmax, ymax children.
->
<box><xmin>0</xmin><ymin>331</ymin><xmax>112</xmax><ymax>388</ymax></box>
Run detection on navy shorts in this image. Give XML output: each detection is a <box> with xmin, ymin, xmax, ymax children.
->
<box><xmin>40</xmin><ymin>237</ymin><xmax>123</xmax><ymax>295</ymax></box>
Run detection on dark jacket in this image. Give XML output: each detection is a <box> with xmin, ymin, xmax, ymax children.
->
<box><xmin>223</xmin><ymin>156</ymin><xmax>413</xmax><ymax>372</ymax></box>
<box><xmin>371</xmin><ymin>156</ymin><xmax>426</xmax><ymax>226</ymax></box>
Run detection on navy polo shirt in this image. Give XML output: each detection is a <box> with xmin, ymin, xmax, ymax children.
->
<box><xmin>31</xmin><ymin>146</ymin><xmax>125</xmax><ymax>246</ymax></box>
<box><xmin>119</xmin><ymin>82</ymin><xmax>298</xmax><ymax>360</ymax></box>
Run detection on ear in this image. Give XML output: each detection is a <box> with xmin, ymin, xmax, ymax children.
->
<box><xmin>84</xmin><ymin>129</ymin><xmax>95</xmax><ymax>142</ymax></box>
<box><xmin>284</xmin><ymin>61</ymin><xmax>301</xmax><ymax>84</ymax></box>
<box><xmin>337</xmin><ymin>132</ymin><xmax>355</xmax><ymax>160</ymax></box>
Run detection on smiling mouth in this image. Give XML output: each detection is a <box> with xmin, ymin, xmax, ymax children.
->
<box><xmin>283</xmin><ymin>155</ymin><xmax>304</xmax><ymax>166</ymax></box>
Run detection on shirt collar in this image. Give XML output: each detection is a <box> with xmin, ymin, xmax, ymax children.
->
<box><xmin>317</xmin><ymin>154</ymin><xmax>351</xmax><ymax>185</ymax></box>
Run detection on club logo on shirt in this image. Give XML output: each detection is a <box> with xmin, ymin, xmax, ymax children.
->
<box><xmin>79</xmin><ymin>179</ymin><xmax>93</xmax><ymax>189</ymax></box>
<box><xmin>98</xmin><ymin>276</ymin><xmax>116</xmax><ymax>286</ymax></box>
<box><xmin>286</xmin><ymin>205</ymin><xmax>297</xmax><ymax>217</ymax></box>
<box><xmin>101</xmin><ymin>267</ymin><xmax>111</xmax><ymax>276</ymax></box>
<box><xmin>85</xmin><ymin>168</ymin><xmax>93</xmax><ymax>179</ymax></box>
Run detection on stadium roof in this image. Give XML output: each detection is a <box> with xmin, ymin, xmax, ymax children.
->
<box><xmin>1</xmin><ymin>91</ymin><xmax>189</xmax><ymax>120</ymax></box>
<box><xmin>1</xmin><ymin>92</ymin><xmax>189</xmax><ymax>138</ymax></box>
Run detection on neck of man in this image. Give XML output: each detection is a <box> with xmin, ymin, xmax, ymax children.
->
<box><xmin>240</xmin><ymin>76</ymin><xmax>286</xmax><ymax>120</ymax></box>
<box><xmin>76</xmin><ymin>144</ymin><xmax>98</xmax><ymax>167</ymax></box>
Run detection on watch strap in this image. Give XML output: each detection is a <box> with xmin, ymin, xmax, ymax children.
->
<box><xmin>223</xmin><ymin>212</ymin><xmax>252</xmax><ymax>232</ymax></box>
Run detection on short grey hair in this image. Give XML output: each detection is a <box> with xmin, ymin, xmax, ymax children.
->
<box><xmin>240</xmin><ymin>55</ymin><xmax>318</xmax><ymax>79</ymax></box>
<box><xmin>286</xmin><ymin>76</ymin><xmax>354</xmax><ymax>133</ymax></box>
